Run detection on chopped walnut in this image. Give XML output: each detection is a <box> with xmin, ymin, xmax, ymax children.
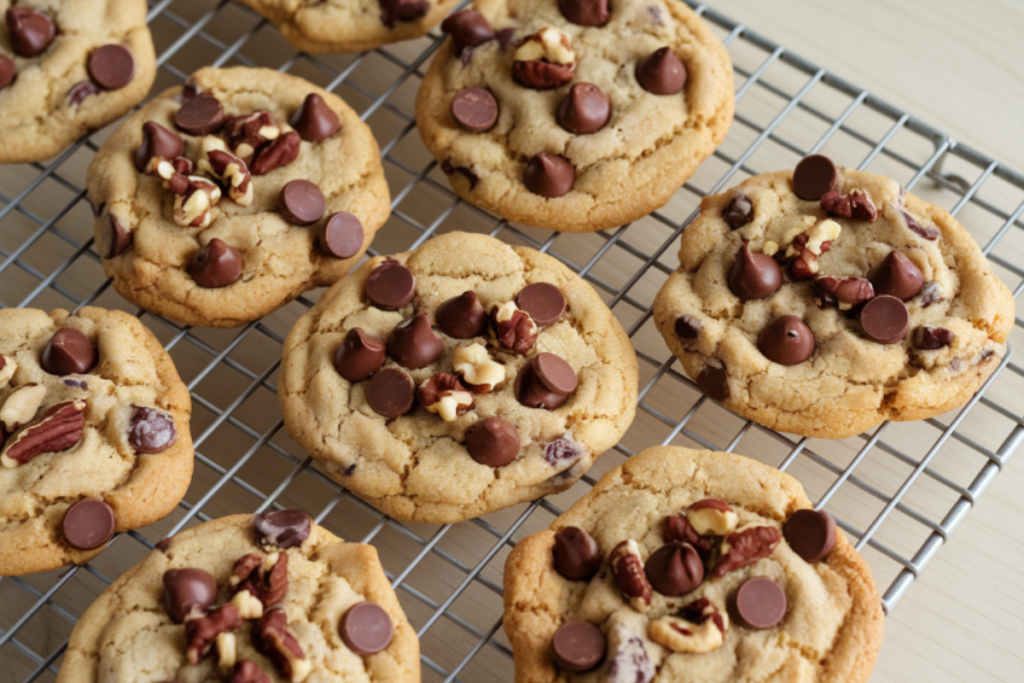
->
<box><xmin>648</xmin><ymin>598</ymin><xmax>728</xmax><ymax>654</ymax></box>
<box><xmin>252</xmin><ymin>609</ymin><xmax>311</xmax><ymax>683</ymax></box>
<box><xmin>820</xmin><ymin>190</ymin><xmax>878</xmax><ymax>222</ymax></box>
<box><xmin>417</xmin><ymin>373</ymin><xmax>474</xmax><ymax>421</ymax></box>
<box><xmin>186</xmin><ymin>604</ymin><xmax>243</xmax><ymax>665</ymax></box>
<box><xmin>452</xmin><ymin>343</ymin><xmax>506</xmax><ymax>392</ymax></box>
<box><xmin>198</xmin><ymin>136</ymin><xmax>254</xmax><ymax>206</ymax></box>
<box><xmin>173</xmin><ymin>176</ymin><xmax>222</xmax><ymax>228</ymax></box>
<box><xmin>490</xmin><ymin>302</ymin><xmax>538</xmax><ymax>354</ymax></box>
<box><xmin>228</xmin><ymin>552</ymin><xmax>287</xmax><ymax>609</ymax></box>
<box><xmin>224</xmin><ymin>110</ymin><xmax>282</xmax><ymax>162</ymax></box>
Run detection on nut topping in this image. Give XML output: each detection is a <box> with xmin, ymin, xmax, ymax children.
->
<box><xmin>224</xmin><ymin>110</ymin><xmax>281</xmax><ymax>162</ymax></box>
<box><xmin>231</xmin><ymin>589</ymin><xmax>265</xmax><ymax>620</ymax></box>
<box><xmin>216</xmin><ymin>631</ymin><xmax>238</xmax><ymax>670</ymax></box>
<box><xmin>662</xmin><ymin>514</ymin><xmax>711</xmax><ymax>559</ymax></box>
<box><xmin>714</xmin><ymin>525</ymin><xmax>781</xmax><ymax>578</ymax></box>
<box><xmin>0</xmin><ymin>383</ymin><xmax>46</xmax><ymax>432</ymax></box>
<box><xmin>452</xmin><ymin>343</ymin><xmax>506</xmax><ymax>393</ymax></box>
<box><xmin>913</xmin><ymin>326</ymin><xmax>954</xmax><ymax>350</ymax></box>
<box><xmin>685</xmin><ymin>499</ymin><xmax>738</xmax><ymax>536</ymax></box>
<box><xmin>417</xmin><ymin>373</ymin><xmax>474</xmax><ymax>421</ymax></box>
<box><xmin>0</xmin><ymin>354</ymin><xmax>16</xmax><ymax>387</ymax></box>
<box><xmin>250</xmin><ymin>131</ymin><xmax>300</xmax><ymax>176</ymax></box>
<box><xmin>198</xmin><ymin>137</ymin><xmax>253</xmax><ymax>206</ymax></box>
<box><xmin>229</xmin><ymin>552</ymin><xmax>287</xmax><ymax>609</ymax></box>
<box><xmin>231</xmin><ymin>660</ymin><xmax>272</xmax><ymax>683</ymax></box>
<box><xmin>820</xmin><ymin>189</ymin><xmax>878</xmax><ymax>222</ymax></box>
<box><xmin>512</xmin><ymin>28</ymin><xmax>576</xmax><ymax>89</ymax></box>
<box><xmin>252</xmin><ymin>608</ymin><xmax>311</xmax><ymax>683</ymax></box>
<box><xmin>811</xmin><ymin>276</ymin><xmax>875</xmax><ymax>310</ymax></box>
<box><xmin>173</xmin><ymin>176</ymin><xmax>222</xmax><ymax>228</ymax></box>
<box><xmin>186</xmin><ymin>604</ymin><xmax>244</xmax><ymax>665</ymax></box>
<box><xmin>490</xmin><ymin>302</ymin><xmax>538</xmax><ymax>354</ymax></box>
<box><xmin>648</xmin><ymin>598</ymin><xmax>728</xmax><ymax>654</ymax></box>
<box><xmin>1</xmin><ymin>400</ymin><xmax>85</xmax><ymax>468</ymax></box>
<box><xmin>610</xmin><ymin>539</ymin><xmax>652</xmax><ymax>613</ymax></box>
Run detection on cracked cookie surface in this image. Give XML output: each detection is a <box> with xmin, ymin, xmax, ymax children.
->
<box><xmin>87</xmin><ymin>66</ymin><xmax>390</xmax><ymax>328</ymax></box>
<box><xmin>58</xmin><ymin>513</ymin><xmax>419</xmax><ymax>683</ymax></box>
<box><xmin>416</xmin><ymin>0</ymin><xmax>734</xmax><ymax>232</ymax></box>
<box><xmin>0</xmin><ymin>0</ymin><xmax>156</xmax><ymax>163</ymax></box>
<box><xmin>653</xmin><ymin>164</ymin><xmax>1015</xmax><ymax>439</ymax></box>
<box><xmin>279</xmin><ymin>231</ymin><xmax>639</xmax><ymax>524</ymax></box>
<box><xmin>503</xmin><ymin>446</ymin><xmax>884</xmax><ymax>683</ymax></box>
<box><xmin>0</xmin><ymin>307</ymin><xmax>192</xmax><ymax>576</ymax></box>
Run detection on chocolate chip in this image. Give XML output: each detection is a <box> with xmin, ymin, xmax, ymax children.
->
<box><xmin>290</xmin><ymin>93</ymin><xmax>340</xmax><ymax>142</ymax></box>
<box><xmin>436</xmin><ymin>291</ymin><xmax>487</xmax><ymax>338</ymax></box>
<box><xmin>635</xmin><ymin>47</ymin><xmax>686</xmax><ymax>95</ymax></box>
<box><xmin>334</xmin><ymin>328</ymin><xmax>386</xmax><ymax>383</ymax></box>
<box><xmin>366</xmin><ymin>367</ymin><xmax>415</xmax><ymax>418</ymax></box>
<box><xmin>340</xmin><ymin>602</ymin><xmax>394</xmax><ymax>656</ymax></box>
<box><xmin>723</xmin><ymin>194</ymin><xmax>754</xmax><ymax>229</ymax></box>
<box><xmin>278</xmin><ymin>180</ymin><xmax>325</xmax><ymax>226</ymax></box>
<box><xmin>387</xmin><ymin>313</ymin><xmax>444</xmax><ymax>369</ymax></box>
<box><xmin>188</xmin><ymin>238</ymin><xmax>242</xmax><ymax>288</ymax></box>
<box><xmin>515</xmin><ymin>355</ymin><xmax>575</xmax><ymax>410</ymax></box>
<box><xmin>552</xmin><ymin>621</ymin><xmax>605</xmax><ymax>673</ymax></box>
<box><xmin>516</xmin><ymin>283</ymin><xmax>566</xmax><ymax>327</ymax></box>
<box><xmin>465</xmin><ymin>417</ymin><xmax>520</xmax><ymax>467</ymax></box>
<box><xmin>535</xmin><ymin>352</ymin><xmax>578</xmax><ymax>394</ymax></box>
<box><xmin>41</xmin><ymin>328</ymin><xmax>97</xmax><ymax>376</ymax></box>
<box><xmin>68</xmin><ymin>81</ymin><xmax>100</xmax><ymax>107</ymax></box>
<box><xmin>451</xmin><ymin>87</ymin><xmax>499</xmax><ymax>132</ymax></box>
<box><xmin>6</xmin><ymin>7</ymin><xmax>54</xmax><ymax>57</ymax></box>
<box><xmin>792</xmin><ymin>154</ymin><xmax>838</xmax><ymax>200</ymax></box>
<box><xmin>156</xmin><ymin>536</ymin><xmax>174</xmax><ymax>553</ymax></box>
<box><xmin>757</xmin><ymin>316</ymin><xmax>815</xmax><ymax>366</ymax></box>
<box><xmin>553</xmin><ymin>527</ymin><xmax>602</xmax><ymax>581</ymax></box>
<box><xmin>728</xmin><ymin>242</ymin><xmax>782</xmax><ymax>301</ymax></box>
<box><xmin>134</xmin><ymin>121</ymin><xmax>184</xmax><ymax>172</ymax></box>
<box><xmin>366</xmin><ymin>261</ymin><xmax>416</xmax><ymax>310</ymax></box>
<box><xmin>254</xmin><ymin>510</ymin><xmax>312</xmax><ymax>549</ymax></box>
<box><xmin>0</xmin><ymin>55</ymin><xmax>15</xmax><ymax>90</ymax></box>
<box><xmin>88</xmin><ymin>45</ymin><xmax>135</xmax><ymax>90</ymax></box>
<box><xmin>163</xmin><ymin>568</ymin><xmax>218</xmax><ymax>623</ymax></box>
<box><xmin>644</xmin><ymin>543</ymin><xmax>704</xmax><ymax>597</ymax></box>
<box><xmin>902</xmin><ymin>210</ymin><xmax>940</xmax><ymax>240</ymax></box>
<box><xmin>174</xmin><ymin>95</ymin><xmax>226</xmax><ymax>136</ymax></box>
<box><xmin>860</xmin><ymin>295</ymin><xmax>909</xmax><ymax>344</ymax></box>
<box><xmin>913</xmin><ymin>326</ymin><xmax>954</xmax><ymax>350</ymax></box>
<box><xmin>379</xmin><ymin>0</ymin><xmax>429</xmax><ymax>28</ymax></box>
<box><xmin>558</xmin><ymin>0</ymin><xmax>610</xmax><ymax>26</ymax></box>
<box><xmin>523</xmin><ymin>153</ymin><xmax>574</xmax><ymax>198</ymax></box>
<box><xmin>129</xmin><ymin>407</ymin><xmax>177</xmax><ymax>454</ymax></box>
<box><xmin>868</xmin><ymin>251</ymin><xmax>924</xmax><ymax>301</ymax></box>
<box><xmin>441</xmin><ymin>10</ymin><xmax>495</xmax><ymax>54</ymax></box>
<box><xmin>319</xmin><ymin>212</ymin><xmax>363</xmax><ymax>259</ymax></box>
<box><xmin>696</xmin><ymin>363</ymin><xmax>729</xmax><ymax>401</ymax></box>
<box><xmin>783</xmin><ymin>509</ymin><xmax>836</xmax><ymax>563</ymax></box>
<box><xmin>63</xmin><ymin>498</ymin><xmax>115</xmax><ymax>550</ymax></box>
<box><xmin>556</xmin><ymin>83</ymin><xmax>610</xmax><ymax>135</ymax></box>
<box><xmin>735</xmin><ymin>577</ymin><xmax>787</xmax><ymax>629</ymax></box>
<box><xmin>674</xmin><ymin>315</ymin><xmax>701</xmax><ymax>342</ymax></box>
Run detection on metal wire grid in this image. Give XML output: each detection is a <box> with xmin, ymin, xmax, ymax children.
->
<box><xmin>2</xmin><ymin>0</ymin><xmax>1024</xmax><ymax>680</ymax></box>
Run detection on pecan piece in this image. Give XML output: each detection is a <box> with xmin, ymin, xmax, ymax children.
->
<box><xmin>490</xmin><ymin>302</ymin><xmax>538</xmax><ymax>354</ymax></box>
<box><xmin>228</xmin><ymin>552</ymin><xmax>287</xmax><ymax>609</ymax></box>
<box><xmin>913</xmin><ymin>326</ymin><xmax>954</xmax><ymax>350</ymax></box>
<box><xmin>173</xmin><ymin>176</ymin><xmax>222</xmax><ymax>228</ymax></box>
<box><xmin>609</xmin><ymin>539</ymin><xmax>652</xmax><ymax>613</ymax></box>
<box><xmin>811</xmin><ymin>276</ymin><xmax>875</xmax><ymax>310</ymax></box>
<box><xmin>820</xmin><ymin>190</ymin><xmax>878</xmax><ymax>222</ymax></box>
<box><xmin>198</xmin><ymin>136</ymin><xmax>253</xmax><ymax>206</ymax></box>
<box><xmin>223</xmin><ymin>110</ymin><xmax>281</xmax><ymax>162</ymax></box>
<box><xmin>662</xmin><ymin>514</ymin><xmax>711</xmax><ymax>559</ymax></box>
<box><xmin>778</xmin><ymin>219</ymin><xmax>840</xmax><ymax>280</ymax></box>
<box><xmin>713</xmin><ymin>525</ymin><xmax>781</xmax><ymax>578</ymax></box>
<box><xmin>648</xmin><ymin>598</ymin><xmax>728</xmax><ymax>654</ymax></box>
<box><xmin>231</xmin><ymin>661</ymin><xmax>272</xmax><ymax>683</ymax></box>
<box><xmin>250</xmin><ymin>131</ymin><xmax>300</xmax><ymax>176</ymax></box>
<box><xmin>902</xmin><ymin>210</ymin><xmax>940</xmax><ymax>240</ymax></box>
<box><xmin>252</xmin><ymin>608</ymin><xmax>311</xmax><ymax>683</ymax></box>
<box><xmin>512</xmin><ymin>28</ymin><xmax>576</xmax><ymax>89</ymax></box>
<box><xmin>186</xmin><ymin>603</ymin><xmax>243</xmax><ymax>665</ymax></box>
<box><xmin>417</xmin><ymin>373</ymin><xmax>474</xmax><ymax>421</ymax></box>
<box><xmin>686</xmin><ymin>499</ymin><xmax>738</xmax><ymax>536</ymax></box>
<box><xmin>1</xmin><ymin>400</ymin><xmax>85</xmax><ymax>468</ymax></box>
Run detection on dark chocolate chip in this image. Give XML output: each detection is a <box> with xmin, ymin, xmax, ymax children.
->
<box><xmin>644</xmin><ymin>543</ymin><xmax>704</xmax><ymax>597</ymax></box>
<box><xmin>792</xmin><ymin>154</ymin><xmax>838</xmax><ymax>200</ymax></box>
<box><xmin>6</xmin><ymin>7</ymin><xmax>54</xmax><ymax>57</ymax></box>
<box><xmin>723</xmin><ymin>194</ymin><xmax>754</xmax><ymax>229</ymax></box>
<box><xmin>436</xmin><ymin>291</ymin><xmax>487</xmax><ymax>339</ymax></box>
<box><xmin>188</xmin><ymin>238</ymin><xmax>242</xmax><ymax>288</ymax></box>
<box><xmin>128</xmin><ymin>407</ymin><xmax>177</xmax><ymax>454</ymax></box>
<box><xmin>134</xmin><ymin>121</ymin><xmax>184</xmax><ymax>172</ymax></box>
<box><xmin>163</xmin><ymin>568</ymin><xmax>217</xmax><ymax>623</ymax></box>
<box><xmin>366</xmin><ymin>261</ymin><xmax>416</xmax><ymax>310</ymax></box>
<box><xmin>41</xmin><ymin>328</ymin><xmax>97</xmax><ymax>376</ymax></box>
<box><xmin>523</xmin><ymin>153</ymin><xmax>574</xmax><ymax>198</ymax></box>
<box><xmin>253</xmin><ymin>510</ymin><xmax>312</xmax><ymax>549</ymax></box>
<box><xmin>557</xmin><ymin>0</ymin><xmax>610</xmax><ymax>26</ymax></box>
<box><xmin>860</xmin><ymin>295</ymin><xmax>909</xmax><ymax>344</ymax></box>
<box><xmin>516</xmin><ymin>283</ymin><xmax>566</xmax><ymax>327</ymax></box>
<box><xmin>465</xmin><ymin>417</ymin><xmax>520</xmax><ymax>467</ymax></box>
<box><xmin>68</xmin><ymin>80</ymin><xmax>100</xmax><ymax>106</ymax></box>
<box><xmin>366</xmin><ymin>367</ymin><xmax>415</xmax><ymax>418</ymax></box>
<box><xmin>696</xmin><ymin>363</ymin><xmax>729</xmax><ymax>401</ymax></box>
<box><xmin>387</xmin><ymin>313</ymin><xmax>444</xmax><ymax>369</ymax></box>
<box><xmin>552</xmin><ymin>621</ymin><xmax>605</xmax><ymax>673</ymax></box>
<box><xmin>451</xmin><ymin>87</ymin><xmax>499</xmax><ymax>132</ymax></box>
<box><xmin>534</xmin><ymin>352</ymin><xmax>578</xmax><ymax>394</ymax></box>
<box><xmin>868</xmin><ymin>251</ymin><xmax>924</xmax><ymax>301</ymax></box>
<box><xmin>728</xmin><ymin>242</ymin><xmax>782</xmax><ymax>301</ymax></box>
<box><xmin>63</xmin><ymin>498</ymin><xmax>115</xmax><ymax>550</ymax></box>
<box><xmin>334</xmin><ymin>328</ymin><xmax>386</xmax><ymax>383</ymax></box>
<box><xmin>515</xmin><ymin>361</ymin><xmax>569</xmax><ymax>410</ymax></box>
<box><xmin>278</xmin><ymin>179</ymin><xmax>325</xmax><ymax>226</ymax></box>
<box><xmin>0</xmin><ymin>55</ymin><xmax>15</xmax><ymax>90</ymax></box>
<box><xmin>757</xmin><ymin>316</ymin><xmax>815</xmax><ymax>366</ymax></box>
<box><xmin>290</xmin><ymin>93</ymin><xmax>340</xmax><ymax>142</ymax></box>
<box><xmin>379</xmin><ymin>0</ymin><xmax>429</xmax><ymax>28</ymax></box>
<box><xmin>441</xmin><ymin>10</ymin><xmax>495</xmax><ymax>54</ymax></box>
<box><xmin>88</xmin><ymin>45</ymin><xmax>135</xmax><ymax>90</ymax></box>
<box><xmin>735</xmin><ymin>577</ymin><xmax>787</xmax><ymax>629</ymax></box>
<box><xmin>912</xmin><ymin>326</ymin><xmax>954</xmax><ymax>350</ymax></box>
<box><xmin>553</xmin><ymin>526</ymin><xmax>602</xmax><ymax>581</ymax></box>
<box><xmin>674</xmin><ymin>315</ymin><xmax>701</xmax><ymax>342</ymax></box>
<box><xmin>319</xmin><ymin>212</ymin><xmax>364</xmax><ymax>259</ymax></box>
<box><xmin>155</xmin><ymin>536</ymin><xmax>174</xmax><ymax>553</ymax></box>
<box><xmin>340</xmin><ymin>602</ymin><xmax>394</xmax><ymax>655</ymax></box>
<box><xmin>635</xmin><ymin>47</ymin><xmax>686</xmax><ymax>95</ymax></box>
<box><xmin>783</xmin><ymin>509</ymin><xmax>836</xmax><ymax>564</ymax></box>
<box><xmin>106</xmin><ymin>215</ymin><xmax>132</xmax><ymax>258</ymax></box>
<box><xmin>174</xmin><ymin>95</ymin><xmax>226</xmax><ymax>136</ymax></box>
<box><xmin>556</xmin><ymin>83</ymin><xmax>611</xmax><ymax>135</ymax></box>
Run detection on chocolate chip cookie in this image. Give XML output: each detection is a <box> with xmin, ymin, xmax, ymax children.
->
<box><xmin>653</xmin><ymin>156</ymin><xmax>1016</xmax><ymax>439</ymax></box>
<box><xmin>0</xmin><ymin>0</ymin><xmax>156</xmax><ymax>164</ymax></box>
<box><xmin>233</xmin><ymin>0</ymin><xmax>461</xmax><ymax>53</ymax></box>
<box><xmin>58</xmin><ymin>511</ymin><xmax>419</xmax><ymax>683</ymax></box>
<box><xmin>87</xmin><ymin>66</ymin><xmax>390</xmax><ymax>328</ymax></box>
<box><xmin>504</xmin><ymin>446</ymin><xmax>884</xmax><ymax>683</ymax></box>
<box><xmin>0</xmin><ymin>307</ymin><xmax>193</xmax><ymax>576</ymax></box>
<box><xmin>278</xmin><ymin>231</ymin><xmax>639</xmax><ymax>524</ymax></box>
<box><xmin>416</xmin><ymin>0</ymin><xmax>734</xmax><ymax>232</ymax></box>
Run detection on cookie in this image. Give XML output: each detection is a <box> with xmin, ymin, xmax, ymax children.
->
<box><xmin>503</xmin><ymin>446</ymin><xmax>884</xmax><ymax>683</ymax></box>
<box><xmin>234</xmin><ymin>0</ymin><xmax>461</xmax><ymax>53</ymax></box>
<box><xmin>87</xmin><ymin>66</ymin><xmax>390</xmax><ymax>328</ymax></box>
<box><xmin>653</xmin><ymin>156</ymin><xmax>1016</xmax><ymax>439</ymax></box>
<box><xmin>415</xmin><ymin>0</ymin><xmax>734</xmax><ymax>232</ymax></box>
<box><xmin>278</xmin><ymin>231</ymin><xmax>639</xmax><ymax>524</ymax></box>
<box><xmin>58</xmin><ymin>511</ymin><xmax>419</xmax><ymax>683</ymax></box>
<box><xmin>0</xmin><ymin>307</ymin><xmax>192</xmax><ymax>576</ymax></box>
<box><xmin>0</xmin><ymin>0</ymin><xmax>156</xmax><ymax>164</ymax></box>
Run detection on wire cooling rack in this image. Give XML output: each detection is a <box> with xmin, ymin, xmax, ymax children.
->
<box><xmin>2</xmin><ymin>0</ymin><xmax>1024</xmax><ymax>680</ymax></box>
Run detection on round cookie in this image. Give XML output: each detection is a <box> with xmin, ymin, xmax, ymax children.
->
<box><xmin>653</xmin><ymin>158</ymin><xmax>1016</xmax><ymax>439</ymax></box>
<box><xmin>416</xmin><ymin>0</ymin><xmax>734</xmax><ymax>232</ymax></box>
<box><xmin>58</xmin><ymin>512</ymin><xmax>419</xmax><ymax>683</ymax></box>
<box><xmin>0</xmin><ymin>307</ymin><xmax>193</xmax><ymax>576</ymax></box>
<box><xmin>503</xmin><ymin>446</ymin><xmax>885</xmax><ymax>683</ymax></box>
<box><xmin>278</xmin><ymin>231</ymin><xmax>639</xmax><ymax>524</ymax></box>
<box><xmin>233</xmin><ymin>0</ymin><xmax>461</xmax><ymax>53</ymax></box>
<box><xmin>0</xmin><ymin>0</ymin><xmax>156</xmax><ymax>164</ymax></box>
<box><xmin>87</xmin><ymin>66</ymin><xmax>390</xmax><ymax>328</ymax></box>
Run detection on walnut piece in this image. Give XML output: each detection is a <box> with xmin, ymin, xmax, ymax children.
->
<box><xmin>648</xmin><ymin>598</ymin><xmax>728</xmax><ymax>654</ymax></box>
<box><xmin>452</xmin><ymin>343</ymin><xmax>506</xmax><ymax>393</ymax></box>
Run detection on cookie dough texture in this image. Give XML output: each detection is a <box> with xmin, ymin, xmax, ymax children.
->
<box><xmin>234</xmin><ymin>0</ymin><xmax>461</xmax><ymax>53</ymax></box>
<box><xmin>58</xmin><ymin>514</ymin><xmax>419</xmax><ymax>683</ymax></box>
<box><xmin>87</xmin><ymin>66</ymin><xmax>390</xmax><ymax>327</ymax></box>
<box><xmin>416</xmin><ymin>0</ymin><xmax>734</xmax><ymax>232</ymax></box>
<box><xmin>504</xmin><ymin>446</ymin><xmax>884</xmax><ymax>683</ymax></box>
<box><xmin>0</xmin><ymin>307</ymin><xmax>192</xmax><ymax>576</ymax></box>
<box><xmin>653</xmin><ymin>169</ymin><xmax>1015</xmax><ymax>439</ymax></box>
<box><xmin>279</xmin><ymin>232</ymin><xmax>639</xmax><ymax>524</ymax></box>
<box><xmin>0</xmin><ymin>0</ymin><xmax>156</xmax><ymax>164</ymax></box>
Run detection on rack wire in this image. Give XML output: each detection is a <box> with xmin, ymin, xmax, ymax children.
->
<box><xmin>2</xmin><ymin>0</ymin><xmax>1023</xmax><ymax>680</ymax></box>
